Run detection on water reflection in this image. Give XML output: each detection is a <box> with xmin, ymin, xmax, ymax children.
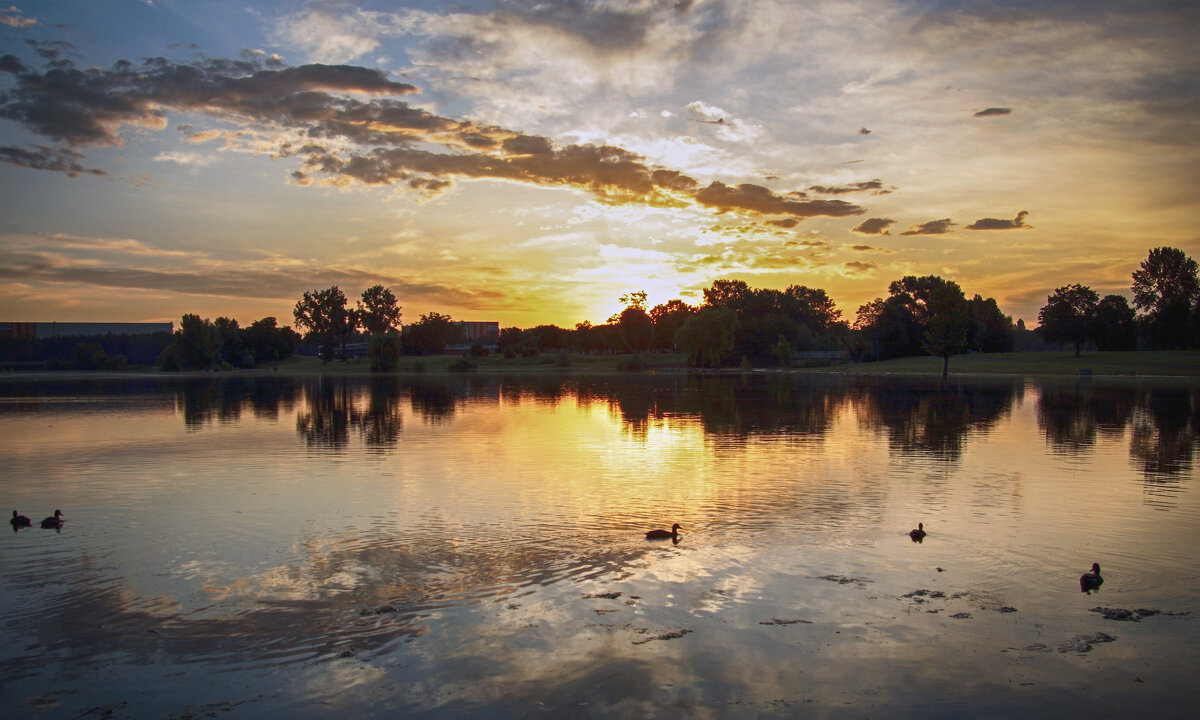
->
<box><xmin>1</xmin><ymin>373</ymin><xmax>1198</xmax><ymax>718</ymax></box>
<box><xmin>1034</xmin><ymin>381</ymin><xmax>1198</xmax><ymax>484</ymax></box>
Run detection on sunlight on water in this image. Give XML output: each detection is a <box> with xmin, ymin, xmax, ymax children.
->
<box><xmin>1</xmin><ymin>374</ymin><xmax>1198</xmax><ymax>718</ymax></box>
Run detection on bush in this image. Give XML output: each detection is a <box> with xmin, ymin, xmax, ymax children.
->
<box><xmin>368</xmin><ymin>333</ymin><xmax>404</xmax><ymax>372</ymax></box>
<box><xmin>448</xmin><ymin>358</ymin><xmax>476</xmax><ymax>371</ymax></box>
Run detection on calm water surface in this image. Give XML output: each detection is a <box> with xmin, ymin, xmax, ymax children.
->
<box><xmin>1</xmin><ymin>373</ymin><xmax>1198</xmax><ymax>718</ymax></box>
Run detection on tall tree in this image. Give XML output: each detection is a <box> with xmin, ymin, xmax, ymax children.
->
<box><xmin>294</xmin><ymin>286</ymin><xmax>357</xmax><ymax>362</ymax></box>
<box><xmin>614</xmin><ymin>291</ymin><xmax>653</xmax><ymax>352</ymax></box>
<box><xmin>1037</xmin><ymin>284</ymin><xmax>1099</xmax><ymax>356</ymax></box>
<box><xmin>1093</xmin><ymin>295</ymin><xmax>1138</xmax><ymax>351</ymax></box>
<box><xmin>922</xmin><ymin>281</ymin><xmax>970</xmax><ymax>378</ymax></box>
<box><xmin>357</xmin><ymin>285</ymin><xmax>402</xmax><ymax>335</ymax></box>
<box><xmin>676</xmin><ymin>306</ymin><xmax>738</xmax><ymax>368</ymax></box>
<box><xmin>403</xmin><ymin>312</ymin><xmax>459</xmax><ymax>355</ymax></box>
<box><xmin>1131</xmin><ymin>247</ymin><xmax>1199</xmax><ymax>349</ymax></box>
<box><xmin>648</xmin><ymin>299</ymin><xmax>696</xmax><ymax>351</ymax></box>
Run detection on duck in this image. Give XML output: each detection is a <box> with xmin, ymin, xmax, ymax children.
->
<box><xmin>41</xmin><ymin>509</ymin><xmax>64</xmax><ymax>529</ymax></box>
<box><xmin>646</xmin><ymin>523</ymin><xmax>681</xmax><ymax>540</ymax></box>
<box><xmin>10</xmin><ymin>510</ymin><xmax>31</xmax><ymax>528</ymax></box>
<box><xmin>1079</xmin><ymin>562</ymin><xmax>1104</xmax><ymax>592</ymax></box>
<box><xmin>909</xmin><ymin>523</ymin><xmax>927</xmax><ymax>541</ymax></box>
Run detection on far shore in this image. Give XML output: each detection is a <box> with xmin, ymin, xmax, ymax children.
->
<box><xmin>2</xmin><ymin>350</ymin><xmax>1198</xmax><ymax>382</ymax></box>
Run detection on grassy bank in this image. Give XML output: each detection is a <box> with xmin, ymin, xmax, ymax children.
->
<box><xmin>4</xmin><ymin>350</ymin><xmax>1196</xmax><ymax>380</ymax></box>
<box><xmin>817</xmin><ymin>350</ymin><xmax>1200</xmax><ymax>378</ymax></box>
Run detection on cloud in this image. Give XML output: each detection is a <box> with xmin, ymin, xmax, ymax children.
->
<box><xmin>844</xmin><ymin>261</ymin><xmax>877</xmax><ymax>274</ymax></box>
<box><xmin>967</xmin><ymin>210</ymin><xmax>1031</xmax><ymax>230</ymax></box>
<box><xmin>852</xmin><ymin>217</ymin><xmax>895</xmax><ymax>235</ymax></box>
<box><xmin>900</xmin><ymin>218</ymin><xmax>955</xmax><ymax>236</ymax></box>
<box><xmin>154</xmin><ymin>151</ymin><xmax>218</xmax><ymax>167</ymax></box>
<box><xmin>684</xmin><ymin>101</ymin><xmax>762</xmax><ymax>143</ymax></box>
<box><xmin>0</xmin><ymin>144</ymin><xmax>104</xmax><ymax>177</ymax></box>
<box><xmin>1</xmin><ymin>6</ymin><xmax>36</xmax><ymax>28</ymax></box>
<box><xmin>0</xmin><ymin>52</ymin><xmax>863</xmax><ymax>225</ymax></box>
<box><xmin>973</xmin><ymin>107</ymin><xmax>1012</xmax><ymax>117</ymax></box>
<box><xmin>809</xmin><ymin>180</ymin><xmax>890</xmax><ymax>195</ymax></box>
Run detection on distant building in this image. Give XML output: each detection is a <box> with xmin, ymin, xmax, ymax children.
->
<box><xmin>0</xmin><ymin>322</ymin><xmax>174</xmax><ymax>338</ymax></box>
<box><xmin>447</xmin><ymin>321</ymin><xmax>500</xmax><ymax>351</ymax></box>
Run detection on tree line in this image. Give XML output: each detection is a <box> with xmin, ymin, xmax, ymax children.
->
<box><xmin>7</xmin><ymin>247</ymin><xmax>1193</xmax><ymax>373</ymax></box>
<box><xmin>1036</xmin><ymin>247</ymin><xmax>1200</xmax><ymax>355</ymax></box>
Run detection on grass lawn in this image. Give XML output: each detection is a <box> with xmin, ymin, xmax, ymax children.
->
<box><xmin>818</xmin><ymin>350</ymin><xmax>1200</xmax><ymax>378</ymax></box>
<box><xmin>253</xmin><ymin>350</ymin><xmax>1200</xmax><ymax>379</ymax></box>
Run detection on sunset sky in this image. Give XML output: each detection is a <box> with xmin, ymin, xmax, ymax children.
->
<box><xmin>2</xmin><ymin>0</ymin><xmax>1197</xmax><ymax>330</ymax></box>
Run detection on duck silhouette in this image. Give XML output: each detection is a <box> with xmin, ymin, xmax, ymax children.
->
<box><xmin>10</xmin><ymin>510</ymin><xmax>31</xmax><ymax>529</ymax></box>
<box><xmin>1079</xmin><ymin>562</ymin><xmax>1104</xmax><ymax>593</ymax></box>
<box><xmin>41</xmin><ymin>509</ymin><xmax>63</xmax><ymax>529</ymax></box>
<box><xmin>646</xmin><ymin>523</ymin><xmax>681</xmax><ymax>541</ymax></box>
<box><xmin>909</xmin><ymin>523</ymin><xmax>927</xmax><ymax>542</ymax></box>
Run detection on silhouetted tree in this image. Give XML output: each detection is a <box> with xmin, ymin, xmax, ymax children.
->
<box><xmin>243</xmin><ymin>317</ymin><xmax>299</xmax><ymax>363</ymax></box>
<box><xmin>1037</xmin><ymin>284</ymin><xmax>1099</xmax><ymax>356</ymax></box>
<box><xmin>1131</xmin><ymin>247</ymin><xmax>1199</xmax><ymax>349</ymax></box>
<box><xmin>967</xmin><ymin>295</ymin><xmax>1015</xmax><ymax>352</ymax></box>
<box><xmin>676</xmin><ymin>306</ymin><xmax>738</xmax><ymax>367</ymax></box>
<box><xmin>159</xmin><ymin>314</ymin><xmax>221</xmax><ymax>370</ymax></box>
<box><xmin>368</xmin><ymin>332</ymin><xmax>404</xmax><ymax>371</ymax></box>
<box><xmin>922</xmin><ymin>280</ymin><xmax>970</xmax><ymax>378</ymax></box>
<box><xmin>648</xmin><ymin>299</ymin><xmax>696</xmax><ymax>351</ymax></box>
<box><xmin>403</xmin><ymin>312</ymin><xmax>459</xmax><ymax>355</ymax></box>
<box><xmin>357</xmin><ymin>284</ymin><xmax>402</xmax><ymax>335</ymax></box>
<box><xmin>294</xmin><ymin>286</ymin><xmax>357</xmax><ymax>361</ymax></box>
<box><xmin>1093</xmin><ymin>295</ymin><xmax>1138</xmax><ymax>351</ymax></box>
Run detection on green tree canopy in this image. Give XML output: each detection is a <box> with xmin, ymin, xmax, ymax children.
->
<box><xmin>676</xmin><ymin>306</ymin><xmax>738</xmax><ymax>368</ymax></box>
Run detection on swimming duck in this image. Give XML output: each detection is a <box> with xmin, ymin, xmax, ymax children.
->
<box><xmin>10</xmin><ymin>510</ymin><xmax>31</xmax><ymax>528</ymax></box>
<box><xmin>909</xmin><ymin>523</ymin><xmax>927</xmax><ymax>541</ymax></box>
<box><xmin>646</xmin><ymin>523</ymin><xmax>681</xmax><ymax>540</ymax></box>
<box><xmin>1079</xmin><ymin>563</ymin><xmax>1103</xmax><ymax>592</ymax></box>
<box><xmin>41</xmin><ymin>509</ymin><xmax>63</xmax><ymax>529</ymax></box>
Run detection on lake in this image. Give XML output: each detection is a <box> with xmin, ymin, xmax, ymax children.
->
<box><xmin>1</xmin><ymin>373</ymin><xmax>1198</xmax><ymax>718</ymax></box>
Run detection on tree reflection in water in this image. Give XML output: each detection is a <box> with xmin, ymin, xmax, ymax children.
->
<box><xmin>155</xmin><ymin>374</ymin><xmax>1199</xmax><ymax>484</ymax></box>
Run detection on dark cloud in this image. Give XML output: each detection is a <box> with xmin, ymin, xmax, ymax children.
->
<box><xmin>844</xmin><ymin>261</ymin><xmax>876</xmax><ymax>273</ymax></box>
<box><xmin>766</xmin><ymin>218</ymin><xmax>799</xmax><ymax>229</ymax></box>
<box><xmin>850</xmin><ymin>245</ymin><xmax>874</xmax><ymax>251</ymax></box>
<box><xmin>0</xmin><ymin>52</ymin><xmax>865</xmax><ymax>222</ymax></box>
<box><xmin>694</xmin><ymin>181</ymin><xmax>863</xmax><ymax>219</ymax></box>
<box><xmin>809</xmin><ymin>180</ymin><xmax>890</xmax><ymax>195</ymax></box>
<box><xmin>0</xmin><ymin>251</ymin><xmax>508</xmax><ymax>308</ymax></box>
<box><xmin>900</xmin><ymin>218</ymin><xmax>954</xmax><ymax>235</ymax></box>
<box><xmin>852</xmin><ymin>217</ymin><xmax>895</xmax><ymax>235</ymax></box>
<box><xmin>973</xmin><ymin>107</ymin><xmax>1011</xmax><ymax>117</ymax></box>
<box><xmin>967</xmin><ymin>210</ymin><xmax>1031</xmax><ymax>230</ymax></box>
<box><xmin>0</xmin><ymin>144</ymin><xmax>105</xmax><ymax>177</ymax></box>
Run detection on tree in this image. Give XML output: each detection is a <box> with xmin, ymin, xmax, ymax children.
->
<box><xmin>1093</xmin><ymin>295</ymin><xmax>1137</xmax><ymax>351</ymax></box>
<box><xmin>1037</xmin><ymin>284</ymin><xmax>1099</xmax><ymax>356</ymax></box>
<box><xmin>357</xmin><ymin>285</ymin><xmax>402</xmax><ymax>335</ymax></box>
<box><xmin>243</xmin><ymin>317</ymin><xmax>299</xmax><ymax>363</ymax></box>
<box><xmin>368</xmin><ymin>332</ymin><xmax>404</xmax><ymax>371</ymax></box>
<box><xmin>403</xmin><ymin>312</ymin><xmax>458</xmax><ymax>355</ymax></box>
<box><xmin>613</xmin><ymin>292</ymin><xmax>652</xmax><ymax>353</ymax></box>
<box><xmin>648</xmin><ymin>299</ymin><xmax>696</xmax><ymax>351</ymax></box>
<box><xmin>1131</xmin><ymin>247</ymin><xmax>1199</xmax><ymax>349</ymax></box>
<box><xmin>783</xmin><ymin>285</ymin><xmax>841</xmax><ymax>332</ymax></box>
<box><xmin>703</xmin><ymin>279</ymin><xmax>752</xmax><ymax>314</ymax></box>
<box><xmin>294</xmin><ymin>286</ymin><xmax>357</xmax><ymax>362</ymax></box>
<box><xmin>967</xmin><ymin>295</ymin><xmax>1015</xmax><ymax>353</ymax></box>
<box><xmin>922</xmin><ymin>280</ymin><xmax>970</xmax><ymax>378</ymax></box>
<box><xmin>676</xmin><ymin>306</ymin><xmax>738</xmax><ymax>368</ymax></box>
<box><xmin>159</xmin><ymin>314</ymin><xmax>221</xmax><ymax>370</ymax></box>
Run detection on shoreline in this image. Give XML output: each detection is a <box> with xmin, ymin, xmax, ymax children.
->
<box><xmin>2</xmin><ymin>349</ymin><xmax>1198</xmax><ymax>383</ymax></box>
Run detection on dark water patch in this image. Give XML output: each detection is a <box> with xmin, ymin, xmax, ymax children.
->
<box><xmin>758</xmin><ymin>618</ymin><xmax>812</xmax><ymax>626</ymax></box>
<box><xmin>1059</xmin><ymin>633</ymin><xmax>1117</xmax><ymax>653</ymax></box>
<box><xmin>1090</xmin><ymin>607</ymin><xmax>1189</xmax><ymax>621</ymax></box>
